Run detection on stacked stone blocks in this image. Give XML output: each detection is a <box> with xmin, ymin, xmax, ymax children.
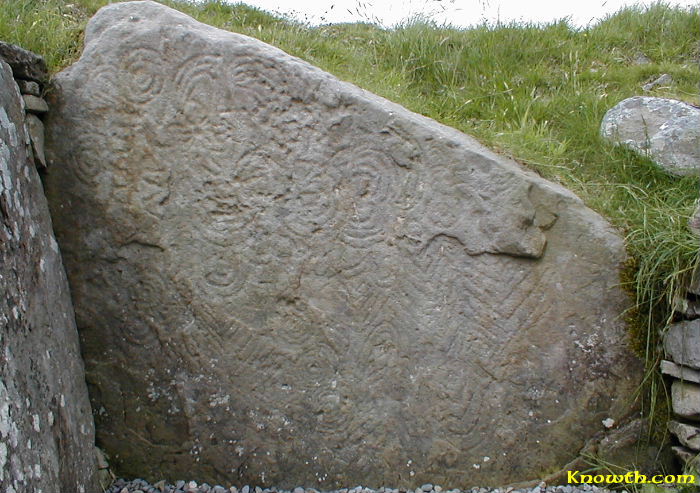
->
<box><xmin>663</xmin><ymin>257</ymin><xmax>700</xmax><ymax>468</ymax></box>
<box><xmin>0</xmin><ymin>40</ymin><xmax>49</xmax><ymax>168</ymax></box>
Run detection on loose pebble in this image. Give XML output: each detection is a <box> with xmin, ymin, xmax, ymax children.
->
<box><xmin>106</xmin><ymin>480</ymin><xmax>617</xmax><ymax>493</ymax></box>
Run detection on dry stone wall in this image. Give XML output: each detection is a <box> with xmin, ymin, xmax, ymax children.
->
<box><xmin>44</xmin><ymin>1</ymin><xmax>642</xmax><ymax>488</ymax></box>
<box><xmin>662</xmin><ymin>224</ymin><xmax>700</xmax><ymax>470</ymax></box>
<box><xmin>663</xmin><ymin>322</ymin><xmax>700</xmax><ymax>468</ymax></box>
<box><xmin>599</xmin><ymin>84</ymin><xmax>700</xmax><ymax>476</ymax></box>
<box><xmin>0</xmin><ymin>45</ymin><xmax>99</xmax><ymax>493</ymax></box>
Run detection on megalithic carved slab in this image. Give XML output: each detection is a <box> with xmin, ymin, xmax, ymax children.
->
<box><xmin>45</xmin><ymin>1</ymin><xmax>641</xmax><ymax>487</ymax></box>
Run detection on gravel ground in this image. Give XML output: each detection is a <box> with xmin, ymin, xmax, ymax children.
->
<box><xmin>106</xmin><ymin>479</ymin><xmax>615</xmax><ymax>493</ymax></box>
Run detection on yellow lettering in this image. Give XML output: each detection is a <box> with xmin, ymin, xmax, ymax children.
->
<box><xmin>605</xmin><ymin>474</ymin><xmax>624</xmax><ymax>483</ymax></box>
<box><xmin>634</xmin><ymin>471</ymin><xmax>647</xmax><ymax>483</ymax></box>
<box><xmin>567</xmin><ymin>471</ymin><xmax>580</xmax><ymax>484</ymax></box>
<box><xmin>677</xmin><ymin>474</ymin><xmax>696</xmax><ymax>484</ymax></box>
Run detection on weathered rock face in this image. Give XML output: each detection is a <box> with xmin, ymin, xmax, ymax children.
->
<box><xmin>0</xmin><ymin>41</ymin><xmax>47</xmax><ymax>83</ymax></box>
<box><xmin>665</xmin><ymin>320</ymin><xmax>700</xmax><ymax>369</ymax></box>
<box><xmin>0</xmin><ymin>59</ymin><xmax>98</xmax><ymax>492</ymax></box>
<box><xmin>600</xmin><ymin>96</ymin><xmax>700</xmax><ymax>177</ymax></box>
<box><xmin>45</xmin><ymin>1</ymin><xmax>641</xmax><ymax>487</ymax></box>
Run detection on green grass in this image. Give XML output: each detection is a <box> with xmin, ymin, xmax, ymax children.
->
<box><xmin>2</xmin><ymin>0</ymin><xmax>699</xmax><ymax>446</ymax></box>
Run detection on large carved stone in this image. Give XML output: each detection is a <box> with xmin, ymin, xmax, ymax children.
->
<box><xmin>0</xmin><ymin>59</ymin><xmax>98</xmax><ymax>492</ymax></box>
<box><xmin>45</xmin><ymin>1</ymin><xmax>641</xmax><ymax>487</ymax></box>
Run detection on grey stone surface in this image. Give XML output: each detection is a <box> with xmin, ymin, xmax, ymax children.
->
<box><xmin>642</xmin><ymin>73</ymin><xmax>673</xmax><ymax>92</ymax></box>
<box><xmin>689</xmin><ymin>264</ymin><xmax>700</xmax><ymax>296</ymax></box>
<box><xmin>17</xmin><ymin>78</ymin><xmax>41</xmax><ymax>96</ymax></box>
<box><xmin>600</xmin><ymin>96</ymin><xmax>700</xmax><ymax>176</ymax></box>
<box><xmin>665</xmin><ymin>320</ymin><xmax>700</xmax><ymax>369</ymax></box>
<box><xmin>0</xmin><ymin>60</ymin><xmax>98</xmax><ymax>492</ymax></box>
<box><xmin>23</xmin><ymin>94</ymin><xmax>49</xmax><ymax>114</ymax></box>
<box><xmin>674</xmin><ymin>298</ymin><xmax>700</xmax><ymax>318</ymax></box>
<box><xmin>633</xmin><ymin>53</ymin><xmax>652</xmax><ymax>65</ymax></box>
<box><xmin>672</xmin><ymin>381</ymin><xmax>700</xmax><ymax>420</ymax></box>
<box><xmin>44</xmin><ymin>1</ymin><xmax>642</xmax><ymax>488</ymax></box>
<box><xmin>26</xmin><ymin>113</ymin><xmax>46</xmax><ymax>168</ymax></box>
<box><xmin>661</xmin><ymin>360</ymin><xmax>700</xmax><ymax>384</ymax></box>
<box><xmin>690</xmin><ymin>202</ymin><xmax>700</xmax><ymax>238</ymax></box>
<box><xmin>0</xmin><ymin>40</ymin><xmax>48</xmax><ymax>82</ymax></box>
<box><xmin>668</xmin><ymin>421</ymin><xmax>700</xmax><ymax>450</ymax></box>
<box><xmin>671</xmin><ymin>445</ymin><xmax>700</xmax><ymax>469</ymax></box>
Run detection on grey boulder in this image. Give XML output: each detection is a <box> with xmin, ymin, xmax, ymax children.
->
<box><xmin>0</xmin><ymin>59</ymin><xmax>98</xmax><ymax>493</ymax></box>
<box><xmin>600</xmin><ymin>96</ymin><xmax>700</xmax><ymax>177</ymax></box>
<box><xmin>45</xmin><ymin>1</ymin><xmax>642</xmax><ymax>488</ymax></box>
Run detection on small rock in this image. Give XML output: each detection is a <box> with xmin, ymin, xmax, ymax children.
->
<box><xmin>16</xmin><ymin>79</ymin><xmax>41</xmax><ymax>96</ymax></box>
<box><xmin>672</xmin><ymin>294</ymin><xmax>700</xmax><ymax>318</ymax></box>
<box><xmin>672</xmin><ymin>445</ymin><xmax>700</xmax><ymax>468</ymax></box>
<box><xmin>642</xmin><ymin>73</ymin><xmax>673</xmax><ymax>92</ymax></box>
<box><xmin>421</xmin><ymin>485</ymin><xmax>433</xmax><ymax>492</ymax></box>
<box><xmin>176</xmin><ymin>481</ymin><xmax>186</xmax><ymax>490</ymax></box>
<box><xmin>293</xmin><ymin>488</ymin><xmax>303</xmax><ymax>493</ymax></box>
<box><xmin>672</xmin><ymin>380</ymin><xmax>700</xmax><ymax>419</ymax></box>
<box><xmin>660</xmin><ymin>360</ymin><xmax>700</xmax><ymax>384</ymax></box>
<box><xmin>26</xmin><ymin>113</ymin><xmax>46</xmax><ymax>168</ymax></box>
<box><xmin>633</xmin><ymin>53</ymin><xmax>652</xmax><ymax>65</ymax></box>
<box><xmin>689</xmin><ymin>203</ymin><xmax>700</xmax><ymax>238</ymax></box>
<box><xmin>95</xmin><ymin>446</ymin><xmax>110</xmax><ymax>469</ymax></box>
<box><xmin>602</xmin><ymin>417</ymin><xmax>615</xmax><ymax>428</ymax></box>
<box><xmin>255</xmin><ymin>487</ymin><xmax>262</xmax><ymax>493</ymax></box>
<box><xmin>213</xmin><ymin>487</ymin><xmax>226</xmax><ymax>493</ymax></box>
<box><xmin>669</xmin><ymin>420</ymin><xmax>700</xmax><ymax>450</ymax></box>
<box><xmin>22</xmin><ymin>94</ymin><xmax>48</xmax><ymax>114</ymax></box>
<box><xmin>0</xmin><ymin>41</ymin><xmax>47</xmax><ymax>82</ymax></box>
<box><xmin>665</xmin><ymin>319</ymin><xmax>700</xmax><ymax>369</ymax></box>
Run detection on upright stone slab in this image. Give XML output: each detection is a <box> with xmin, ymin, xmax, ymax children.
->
<box><xmin>0</xmin><ymin>59</ymin><xmax>98</xmax><ymax>492</ymax></box>
<box><xmin>45</xmin><ymin>1</ymin><xmax>641</xmax><ymax>487</ymax></box>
